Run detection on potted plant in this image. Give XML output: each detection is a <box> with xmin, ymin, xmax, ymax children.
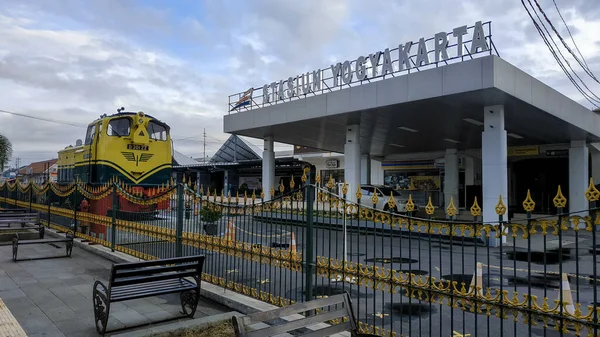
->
<box><xmin>201</xmin><ymin>206</ymin><xmax>222</xmax><ymax>235</ymax></box>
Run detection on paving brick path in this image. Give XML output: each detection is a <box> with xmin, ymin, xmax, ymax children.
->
<box><xmin>0</xmin><ymin>242</ymin><xmax>228</xmax><ymax>337</ymax></box>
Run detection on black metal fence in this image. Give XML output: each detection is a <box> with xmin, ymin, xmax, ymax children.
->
<box><xmin>1</xmin><ymin>172</ymin><xmax>599</xmax><ymax>337</ymax></box>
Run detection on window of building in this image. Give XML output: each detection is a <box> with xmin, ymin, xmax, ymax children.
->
<box><xmin>148</xmin><ymin>121</ymin><xmax>168</xmax><ymax>141</ymax></box>
<box><xmin>107</xmin><ymin>118</ymin><xmax>131</xmax><ymax>137</ymax></box>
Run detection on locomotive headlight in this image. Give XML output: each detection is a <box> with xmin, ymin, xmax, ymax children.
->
<box><xmin>138</xmin><ymin>118</ymin><xmax>144</xmax><ymax>124</ymax></box>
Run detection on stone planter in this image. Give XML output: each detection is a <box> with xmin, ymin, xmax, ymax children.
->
<box><xmin>203</xmin><ymin>222</ymin><xmax>219</xmax><ymax>236</ymax></box>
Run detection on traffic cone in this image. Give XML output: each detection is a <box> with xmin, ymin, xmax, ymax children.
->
<box><xmin>289</xmin><ymin>232</ymin><xmax>297</xmax><ymax>253</ymax></box>
<box><xmin>224</xmin><ymin>221</ymin><xmax>236</xmax><ymax>241</ymax></box>
<box><xmin>559</xmin><ymin>273</ymin><xmax>575</xmax><ymax>315</ymax></box>
<box><xmin>469</xmin><ymin>262</ymin><xmax>483</xmax><ymax>297</ymax></box>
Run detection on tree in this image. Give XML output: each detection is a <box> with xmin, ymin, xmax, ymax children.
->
<box><xmin>0</xmin><ymin>133</ymin><xmax>12</xmax><ymax>172</ymax></box>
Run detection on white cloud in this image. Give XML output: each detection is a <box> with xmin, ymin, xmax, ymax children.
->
<box><xmin>0</xmin><ymin>0</ymin><xmax>599</xmax><ymax>169</ymax></box>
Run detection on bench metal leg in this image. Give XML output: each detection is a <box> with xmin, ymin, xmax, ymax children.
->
<box><xmin>12</xmin><ymin>235</ymin><xmax>18</xmax><ymax>262</ymax></box>
<box><xmin>66</xmin><ymin>239</ymin><xmax>73</xmax><ymax>257</ymax></box>
<box><xmin>180</xmin><ymin>288</ymin><xmax>199</xmax><ymax>318</ymax></box>
<box><xmin>38</xmin><ymin>225</ymin><xmax>45</xmax><ymax>239</ymax></box>
<box><xmin>93</xmin><ymin>281</ymin><xmax>110</xmax><ymax>335</ymax></box>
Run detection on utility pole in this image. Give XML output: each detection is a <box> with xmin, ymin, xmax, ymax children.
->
<box><xmin>203</xmin><ymin>128</ymin><xmax>206</xmax><ymax>163</ymax></box>
<box><xmin>15</xmin><ymin>157</ymin><xmax>20</xmax><ymax>170</ymax></box>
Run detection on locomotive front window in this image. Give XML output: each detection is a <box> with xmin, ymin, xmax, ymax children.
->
<box><xmin>84</xmin><ymin>124</ymin><xmax>96</xmax><ymax>145</ymax></box>
<box><xmin>148</xmin><ymin>121</ymin><xmax>168</xmax><ymax>141</ymax></box>
<box><xmin>107</xmin><ymin>118</ymin><xmax>131</xmax><ymax>137</ymax></box>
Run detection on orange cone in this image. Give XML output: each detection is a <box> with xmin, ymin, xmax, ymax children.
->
<box><xmin>224</xmin><ymin>221</ymin><xmax>236</xmax><ymax>241</ymax></box>
<box><xmin>469</xmin><ymin>262</ymin><xmax>483</xmax><ymax>297</ymax></box>
<box><xmin>289</xmin><ymin>232</ymin><xmax>297</xmax><ymax>253</ymax></box>
<box><xmin>559</xmin><ymin>273</ymin><xmax>575</xmax><ymax>315</ymax></box>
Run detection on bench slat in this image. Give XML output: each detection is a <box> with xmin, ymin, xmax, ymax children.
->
<box><xmin>299</xmin><ymin>321</ymin><xmax>353</xmax><ymax>337</ymax></box>
<box><xmin>111</xmin><ymin>270</ymin><xmax>199</xmax><ymax>287</ymax></box>
<box><xmin>14</xmin><ymin>238</ymin><xmax>71</xmax><ymax>245</ymax></box>
<box><xmin>111</xmin><ymin>279</ymin><xmax>194</xmax><ymax>295</ymax></box>
<box><xmin>244</xmin><ymin>308</ymin><xmax>349</xmax><ymax>337</ymax></box>
<box><xmin>112</xmin><ymin>256</ymin><xmax>203</xmax><ymax>271</ymax></box>
<box><xmin>114</xmin><ymin>263</ymin><xmax>200</xmax><ymax>279</ymax></box>
<box><xmin>111</xmin><ymin>283</ymin><xmax>196</xmax><ymax>302</ymax></box>
<box><xmin>243</xmin><ymin>294</ymin><xmax>347</xmax><ymax>326</ymax></box>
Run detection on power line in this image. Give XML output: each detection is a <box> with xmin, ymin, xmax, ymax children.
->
<box><xmin>552</xmin><ymin>0</ymin><xmax>590</xmax><ymax>72</ymax></box>
<box><xmin>0</xmin><ymin>109</ymin><xmax>88</xmax><ymax>127</ymax></box>
<box><xmin>521</xmin><ymin>0</ymin><xmax>600</xmax><ymax>108</ymax></box>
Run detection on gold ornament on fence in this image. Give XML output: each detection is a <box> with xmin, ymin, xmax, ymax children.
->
<box><xmin>425</xmin><ymin>197</ymin><xmax>435</xmax><ymax>216</ymax></box>
<box><xmin>289</xmin><ymin>175</ymin><xmax>295</xmax><ymax>189</ymax></box>
<box><xmin>356</xmin><ymin>186</ymin><xmax>362</xmax><ymax>200</ymax></box>
<box><xmin>341</xmin><ymin>181</ymin><xmax>348</xmax><ymax>195</ymax></box>
<box><xmin>279</xmin><ymin>180</ymin><xmax>284</xmax><ymax>193</ymax></box>
<box><xmin>522</xmin><ymin>190</ymin><xmax>535</xmax><ymax>212</ymax></box>
<box><xmin>370</xmin><ymin>191</ymin><xmax>379</xmax><ymax>205</ymax></box>
<box><xmin>387</xmin><ymin>192</ymin><xmax>396</xmax><ymax>210</ymax></box>
<box><xmin>495</xmin><ymin>195</ymin><xmax>506</xmax><ymax>216</ymax></box>
<box><xmin>470</xmin><ymin>196</ymin><xmax>481</xmax><ymax>217</ymax></box>
<box><xmin>260</xmin><ymin>189</ymin><xmax>265</xmax><ymax>200</ymax></box>
<box><xmin>405</xmin><ymin>195</ymin><xmax>415</xmax><ymax>212</ymax></box>
<box><xmin>301</xmin><ymin>168</ymin><xmax>308</xmax><ymax>183</ymax></box>
<box><xmin>585</xmin><ymin>178</ymin><xmax>600</xmax><ymax>201</ymax></box>
<box><xmin>315</xmin><ymin>173</ymin><xmax>321</xmax><ymax>185</ymax></box>
<box><xmin>446</xmin><ymin>197</ymin><xmax>457</xmax><ymax>217</ymax></box>
<box><xmin>327</xmin><ymin>175</ymin><xmax>335</xmax><ymax>189</ymax></box>
<box><xmin>270</xmin><ymin>186</ymin><xmax>275</xmax><ymax>198</ymax></box>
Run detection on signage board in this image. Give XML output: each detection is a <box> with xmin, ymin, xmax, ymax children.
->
<box><xmin>546</xmin><ymin>149</ymin><xmax>569</xmax><ymax>157</ymax></box>
<box><xmin>229</xmin><ymin>21</ymin><xmax>495</xmax><ymax>112</ymax></box>
<box><xmin>325</xmin><ymin>159</ymin><xmax>339</xmax><ymax>169</ymax></box>
<box><xmin>508</xmin><ymin>146</ymin><xmax>539</xmax><ymax>157</ymax></box>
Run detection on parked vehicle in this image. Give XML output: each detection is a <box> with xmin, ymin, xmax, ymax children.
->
<box><xmin>359</xmin><ymin>184</ymin><xmax>419</xmax><ymax>215</ymax></box>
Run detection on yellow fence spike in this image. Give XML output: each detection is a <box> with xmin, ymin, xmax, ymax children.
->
<box><xmin>260</xmin><ymin>189</ymin><xmax>265</xmax><ymax>200</ymax></box>
<box><xmin>553</xmin><ymin>185</ymin><xmax>567</xmax><ymax>208</ymax></box>
<box><xmin>327</xmin><ymin>175</ymin><xmax>335</xmax><ymax>189</ymax></box>
<box><xmin>341</xmin><ymin>181</ymin><xmax>348</xmax><ymax>195</ymax></box>
<box><xmin>446</xmin><ymin>197</ymin><xmax>457</xmax><ymax>217</ymax></box>
<box><xmin>425</xmin><ymin>197</ymin><xmax>435</xmax><ymax>216</ymax></box>
<box><xmin>405</xmin><ymin>195</ymin><xmax>415</xmax><ymax>212</ymax></box>
<box><xmin>585</xmin><ymin>177</ymin><xmax>600</xmax><ymax>201</ymax></box>
<box><xmin>522</xmin><ymin>189</ymin><xmax>536</xmax><ymax>212</ymax></box>
<box><xmin>356</xmin><ymin>185</ymin><xmax>362</xmax><ymax>200</ymax></box>
<box><xmin>270</xmin><ymin>186</ymin><xmax>275</xmax><ymax>198</ymax></box>
<box><xmin>470</xmin><ymin>196</ymin><xmax>482</xmax><ymax>217</ymax></box>
<box><xmin>279</xmin><ymin>180</ymin><xmax>285</xmax><ymax>193</ymax></box>
<box><xmin>387</xmin><ymin>192</ymin><xmax>396</xmax><ymax>210</ymax></box>
<box><xmin>495</xmin><ymin>195</ymin><xmax>507</xmax><ymax>216</ymax></box>
<box><xmin>182</xmin><ymin>174</ymin><xmax>187</xmax><ymax>184</ymax></box>
<box><xmin>315</xmin><ymin>173</ymin><xmax>321</xmax><ymax>185</ymax></box>
<box><xmin>301</xmin><ymin>168</ymin><xmax>307</xmax><ymax>183</ymax></box>
<box><xmin>371</xmin><ymin>191</ymin><xmax>379</xmax><ymax>205</ymax></box>
<box><xmin>244</xmin><ymin>190</ymin><xmax>248</xmax><ymax>203</ymax></box>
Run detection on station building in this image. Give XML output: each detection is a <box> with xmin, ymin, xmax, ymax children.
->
<box><xmin>223</xmin><ymin>21</ymin><xmax>600</xmax><ymax>245</ymax></box>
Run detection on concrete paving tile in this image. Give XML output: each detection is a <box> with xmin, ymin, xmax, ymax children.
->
<box><xmin>71</xmin><ymin>284</ymin><xmax>93</xmax><ymax>299</ymax></box>
<box><xmin>111</xmin><ymin>309</ymin><xmax>151</xmax><ymax>327</ymax></box>
<box><xmin>42</xmin><ymin>304</ymin><xmax>77</xmax><ymax>322</ymax></box>
<box><xmin>0</xmin><ymin>288</ymin><xmax>27</xmax><ymax>300</ymax></box>
<box><xmin>61</xmin><ymin>293</ymin><xmax>92</xmax><ymax>312</ymax></box>
<box><xmin>143</xmin><ymin>310</ymin><xmax>175</xmax><ymax>322</ymax></box>
<box><xmin>0</xmin><ymin>276</ymin><xmax>19</xmax><ymax>291</ymax></box>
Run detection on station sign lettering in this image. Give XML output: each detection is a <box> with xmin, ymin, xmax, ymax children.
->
<box><xmin>260</xmin><ymin>21</ymin><xmax>490</xmax><ymax>104</ymax></box>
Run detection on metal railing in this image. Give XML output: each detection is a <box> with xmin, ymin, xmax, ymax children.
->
<box><xmin>1</xmin><ymin>171</ymin><xmax>599</xmax><ymax>337</ymax></box>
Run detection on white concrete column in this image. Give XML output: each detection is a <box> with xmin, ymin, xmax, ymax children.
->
<box><xmin>344</xmin><ymin>125</ymin><xmax>361</xmax><ymax>203</ymax></box>
<box><xmin>590</xmin><ymin>145</ymin><xmax>600</xmax><ymax>184</ymax></box>
<box><xmin>569</xmin><ymin>140</ymin><xmax>589</xmax><ymax>224</ymax></box>
<box><xmin>360</xmin><ymin>154</ymin><xmax>371</xmax><ymax>185</ymax></box>
<box><xmin>262</xmin><ymin>136</ymin><xmax>275</xmax><ymax>201</ymax></box>
<box><xmin>370</xmin><ymin>159</ymin><xmax>384</xmax><ymax>185</ymax></box>
<box><xmin>444</xmin><ymin>149</ymin><xmax>459</xmax><ymax>216</ymax></box>
<box><xmin>482</xmin><ymin>105</ymin><xmax>508</xmax><ymax>246</ymax></box>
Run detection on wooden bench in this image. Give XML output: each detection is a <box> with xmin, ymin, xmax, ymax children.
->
<box><xmin>93</xmin><ymin>255</ymin><xmax>205</xmax><ymax>335</ymax></box>
<box><xmin>12</xmin><ymin>229</ymin><xmax>74</xmax><ymax>262</ymax></box>
<box><xmin>0</xmin><ymin>213</ymin><xmax>44</xmax><ymax>239</ymax></box>
<box><xmin>231</xmin><ymin>293</ymin><xmax>378</xmax><ymax>337</ymax></box>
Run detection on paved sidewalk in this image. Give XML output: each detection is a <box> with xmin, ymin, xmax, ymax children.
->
<box><xmin>0</xmin><ymin>242</ymin><xmax>229</xmax><ymax>337</ymax></box>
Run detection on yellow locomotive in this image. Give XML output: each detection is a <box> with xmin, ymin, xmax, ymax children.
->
<box><xmin>57</xmin><ymin>108</ymin><xmax>172</xmax><ymax>186</ymax></box>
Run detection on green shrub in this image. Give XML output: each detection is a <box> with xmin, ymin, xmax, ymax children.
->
<box><xmin>200</xmin><ymin>206</ymin><xmax>222</xmax><ymax>223</ymax></box>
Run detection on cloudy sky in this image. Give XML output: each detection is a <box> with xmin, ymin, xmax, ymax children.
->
<box><xmin>0</xmin><ymin>0</ymin><xmax>599</xmax><ymax>168</ymax></box>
